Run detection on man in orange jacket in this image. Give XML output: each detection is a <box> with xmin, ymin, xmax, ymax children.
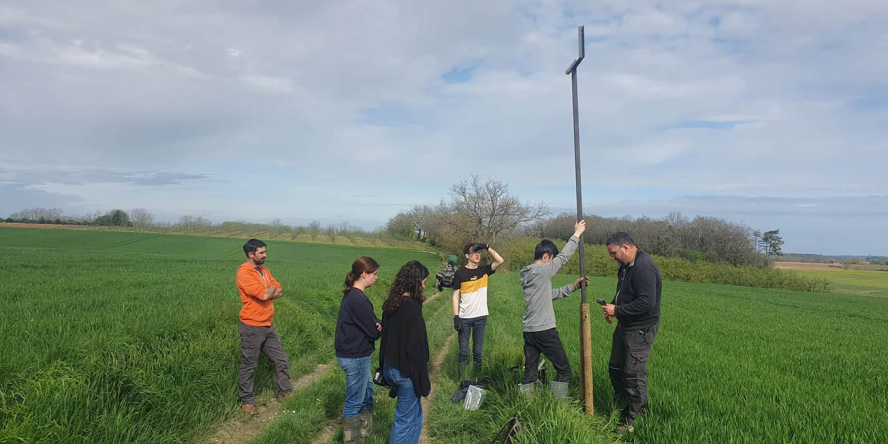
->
<box><xmin>236</xmin><ymin>238</ymin><xmax>293</xmax><ymax>416</ymax></box>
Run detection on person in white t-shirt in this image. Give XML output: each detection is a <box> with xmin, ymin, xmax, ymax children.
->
<box><xmin>451</xmin><ymin>242</ymin><xmax>504</xmax><ymax>380</ymax></box>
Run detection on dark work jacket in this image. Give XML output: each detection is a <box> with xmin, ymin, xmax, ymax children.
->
<box><xmin>335</xmin><ymin>288</ymin><xmax>381</xmax><ymax>358</ymax></box>
<box><xmin>611</xmin><ymin>250</ymin><xmax>662</xmax><ymax>329</ymax></box>
<box><xmin>378</xmin><ymin>296</ymin><xmax>430</xmax><ymax>398</ymax></box>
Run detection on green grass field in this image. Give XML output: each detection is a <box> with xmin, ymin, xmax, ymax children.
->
<box><xmin>782</xmin><ymin>268</ymin><xmax>888</xmax><ymax>298</ymax></box>
<box><xmin>422</xmin><ymin>274</ymin><xmax>888</xmax><ymax>443</ymax></box>
<box><xmin>0</xmin><ymin>227</ymin><xmax>440</xmax><ymax>443</ymax></box>
<box><xmin>3</xmin><ymin>227</ymin><xmax>887</xmax><ymax>443</ymax></box>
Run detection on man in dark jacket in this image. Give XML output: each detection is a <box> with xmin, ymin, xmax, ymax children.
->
<box><xmin>601</xmin><ymin>232</ymin><xmax>661</xmax><ymax>435</ymax></box>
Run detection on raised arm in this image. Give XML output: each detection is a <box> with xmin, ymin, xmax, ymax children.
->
<box><xmin>487</xmin><ymin>246</ymin><xmax>505</xmax><ymax>271</ymax></box>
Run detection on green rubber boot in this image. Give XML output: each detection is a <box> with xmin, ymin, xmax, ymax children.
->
<box><xmin>519</xmin><ymin>382</ymin><xmax>535</xmax><ymax>396</ymax></box>
<box><xmin>342</xmin><ymin>416</ymin><xmax>362</xmax><ymax>444</ymax></box>
<box><xmin>457</xmin><ymin>362</ymin><xmax>466</xmax><ymax>381</ymax></box>
<box><xmin>358</xmin><ymin>410</ymin><xmax>372</xmax><ymax>441</ymax></box>
<box><xmin>549</xmin><ymin>381</ymin><xmax>569</xmax><ymax>400</ymax></box>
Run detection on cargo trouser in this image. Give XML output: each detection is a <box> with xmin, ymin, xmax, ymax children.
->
<box><xmin>608</xmin><ymin>322</ymin><xmax>659</xmax><ymax>425</ymax></box>
<box><xmin>238</xmin><ymin>322</ymin><xmax>293</xmax><ymax>405</ymax></box>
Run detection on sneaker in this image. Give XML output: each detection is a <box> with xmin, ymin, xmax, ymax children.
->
<box><xmin>613</xmin><ymin>424</ymin><xmax>635</xmax><ymax>435</ymax></box>
<box><xmin>242</xmin><ymin>403</ymin><xmax>259</xmax><ymax>417</ymax></box>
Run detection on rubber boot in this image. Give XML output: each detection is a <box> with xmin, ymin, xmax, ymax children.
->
<box><xmin>473</xmin><ymin>362</ymin><xmax>482</xmax><ymax>380</ymax></box>
<box><xmin>457</xmin><ymin>363</ymin><xmax>466</xmax><ymax>381</ymax></box>
<box><xmin>549</xmin><ymin>381</ymin><xmax>569</xmax><ymax>400</ymax></box>
<box><xmin>518</xmin><ymin>382</ymin><xmax>535</xmax><ymax>396</ymax></box>
<box><xmin>342</xmin><ymin>416</ymin><xmax>362</xmax><ymax>444</ymax></box>
<box><xmin>358</xmin><ymin>410</ymin><xmax>373</xmax><ymax>441</ymax></box>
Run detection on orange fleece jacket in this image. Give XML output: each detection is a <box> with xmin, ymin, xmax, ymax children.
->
<box><xmin>236</xmin><ymin>262</ymin><xmax>282</xmax><ymax>326</ymax></box>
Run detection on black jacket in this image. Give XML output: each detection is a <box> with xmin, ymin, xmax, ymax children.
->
<box><xmin>378</xmin><ymin>296</ymin><xmax>430</xmax><ymax>398</ymax></box>
<box><xmin>611</xmin><ymin>250</ymin><xmax>661</xmax><ymax>329</ymax></box>
<box><xmin>335</xmin><ymin>288</ymin><xmax>381</xmax><ymax>358</ymax></box>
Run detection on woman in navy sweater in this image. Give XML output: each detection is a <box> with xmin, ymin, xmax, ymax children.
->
<box><xmin>378</xmin><ymin>261</ymin><xmax>431</xmax><ymax>444</ymax></box>
<box><xmin>335</xmin><ymin>256</ymin><xmax>382</xmax><ymax>444</ymax></box>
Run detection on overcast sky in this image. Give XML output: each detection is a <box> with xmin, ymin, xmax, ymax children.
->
<box><xmin>1</xmin><ymin>0</ymin><xmax>886</xmax><ymax>255</ymax></box>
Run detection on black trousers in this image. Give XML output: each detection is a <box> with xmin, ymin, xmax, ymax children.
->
<box><xmin>608</xmin><ymin>322</ymin><xmax>659</xmax><ymax>424</ymax></box>
<box><xmin>522</xmin><ymin>328</ymin><xmax>572</xmax><ymax>383</ymax></box>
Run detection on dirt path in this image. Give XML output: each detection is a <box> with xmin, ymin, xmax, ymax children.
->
<box><xmin>419</xmin><ymin>329</ymin><xmax>456</xmax><ymax>444</ymax></box>
<box><xmin>206</xmin><ymin>363</ymin><xmax>332</xmax><ymax>444</ymax></box>
<box><xmin>310</xmin><ymin>419</ymin><xmax>339</xmax><ymax>444</ymax></box>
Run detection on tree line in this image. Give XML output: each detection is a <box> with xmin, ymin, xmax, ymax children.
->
<box><xmin>5</xmin><ymin>176</ymin><xmax>785</xmax><ymax>267</ymax></box>
<box><xmin>384</xmin><ymin>176</ymin><xmax>784</xmax><ymax>267</ymax></box>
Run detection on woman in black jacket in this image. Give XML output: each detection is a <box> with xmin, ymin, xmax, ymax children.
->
<box><xmin>335</xmin><ymin>256</ymin><xmax>382</xmax><ymax>444</ymax></box>
<box><xmin>378</xmin><ymin>261</ymin><xmax>430</xmax><ymax>444</ymax></box>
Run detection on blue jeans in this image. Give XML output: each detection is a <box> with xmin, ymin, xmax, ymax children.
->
<box><xmin>337</xmin><ymin>356</ymin><xmax>374</xmax><ymax>419</ymax></box>
<box><xmin>456</xmin><ymin>315</ymin><xmax>487</xmax><ymax>364</ymax></box>
<box><xmin>384</xmin><ymin>364</ymin><xmax>422</xmax><ymax>444</ymax></box>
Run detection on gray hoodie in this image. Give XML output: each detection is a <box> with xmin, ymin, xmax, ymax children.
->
<box><xmin>519</xmin><ymin>236</ymin><xmax>579</xmax><ymax>333</ymax></box>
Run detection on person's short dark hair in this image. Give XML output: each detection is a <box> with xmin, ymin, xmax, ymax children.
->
<box><xmin>606</xmin><ymin>232</ymin><xmax>635</xmax><ymax>247</ymax></box>
<box><xmin>534</xmin><ymin>239</ymin><xmax>559</xmax><ymax>260</ymax></box>
<box><xmin>243</xmin><ymin>238</ymin><xmax>267</xmax><ymax>257</ymax></box>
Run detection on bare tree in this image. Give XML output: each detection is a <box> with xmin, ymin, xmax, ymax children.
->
<box><xmin>269</xmin><ymin>218</ymin><xmax>284</xmax><ymax>237</ymax></box>
<box><xmin>178</xmin><ymin>215</ymin><xmax>212</xmax><ymax>233</ymax></box>
<box><xmin>9</xmin><ymin>207</ymin><xmax>63</xmax><ymax>222</ymax></box>
<box><xmin>129</xmin><ymin>208</ymin><xmax>155</xmax><ymax>229</ymax></box>
<box><xmin>446</xmin><ymin>175</ymin><xmax>548</xmax><ymax>241</ymax></box>
<box><xmin>308</xmin><ymin>220</ymin><xmax>321</xmax><ymax>240</ymax></box>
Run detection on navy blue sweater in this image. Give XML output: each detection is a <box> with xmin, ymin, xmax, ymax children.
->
<box><xmin>611</xmin><ymin>250</ymin><xmax>662</xmax><ymax>329</ymax></box>
<box><xmin>335</xmin><ymin>288</ymin><xmax>381</xmax><ymax>358</ymax></box>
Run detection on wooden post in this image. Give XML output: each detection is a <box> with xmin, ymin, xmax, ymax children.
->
<box><xmin>580</xmin><ymin>302</ymin><xmax>594</xmax><ymax>415</ymax></box>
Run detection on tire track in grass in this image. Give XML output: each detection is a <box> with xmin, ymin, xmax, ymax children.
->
<box><xmin>419</xmin><ymin>329</ymin><xmax>456</xmax><ymax>443</ymax></box>
<box><xmin>206</xmin><ymin>363</ymin><xmax>333</xmax><ymax>444</ymax></box>
<box><xmin>308</xmin><ymin>291</ymin><xmax>446</xmax><ymax>444</ymax></box>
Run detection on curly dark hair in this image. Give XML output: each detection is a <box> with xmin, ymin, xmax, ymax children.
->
<box><xmin>382</xmin><ymin>260</ymin><xmax>429</xmax><ymax>313</ymax></box>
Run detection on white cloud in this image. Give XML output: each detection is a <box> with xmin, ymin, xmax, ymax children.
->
<box><xmin>1</xmin><ymin>0</ymin><xmax>887</xmax><ymax>253</ymax></box>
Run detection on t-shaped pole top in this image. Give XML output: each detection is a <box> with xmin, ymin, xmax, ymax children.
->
<box><xmin>565</xmin><ymin>26</ymin><xmax>585</xmax><ymax>75</ymax></box>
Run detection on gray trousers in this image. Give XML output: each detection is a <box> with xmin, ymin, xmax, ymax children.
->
<box><xmin>608</xmin><ymin>322</ymin><xmax>659</xmax><ymax>425</ymax></box>
<box><xmin>238</xmin><ymin>322</ymin><xmax>293</xmax><ymax>404</ymax></box>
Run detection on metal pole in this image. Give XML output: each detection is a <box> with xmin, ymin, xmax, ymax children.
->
<box><xmin>571</xmin><ymin>68</ymin><xmax>587</xmax><ymax>304</ymax></box>
<box><xmin>566</xmin><ymin>25</ymin><xmax>594</xmax><ymax>417</ymax></box>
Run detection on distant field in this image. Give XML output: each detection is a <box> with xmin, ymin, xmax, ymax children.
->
<box><xmin>0</xmin><ymin>227</ymin><xmax>439</xmax><ymax>443</ymax></box>
<box><xmin>781</xmin><ymin>268</ymin><xmax>888</xmax><ymax>298</ymax></box>
<box><xmin>772</xmin><ymin>261</ymin><xmax>845</xmax><ymax>270</ymax></box>
<box><xmin>0</xmin><ymin>221</ymin><xmax>438</xmax><ymax>253</ymax></box>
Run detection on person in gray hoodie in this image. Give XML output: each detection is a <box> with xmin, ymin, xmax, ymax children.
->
<box><xmin>518</xmin><ymin>219</ymin><xmax>588</xmax><ymax>398</ymax></box>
